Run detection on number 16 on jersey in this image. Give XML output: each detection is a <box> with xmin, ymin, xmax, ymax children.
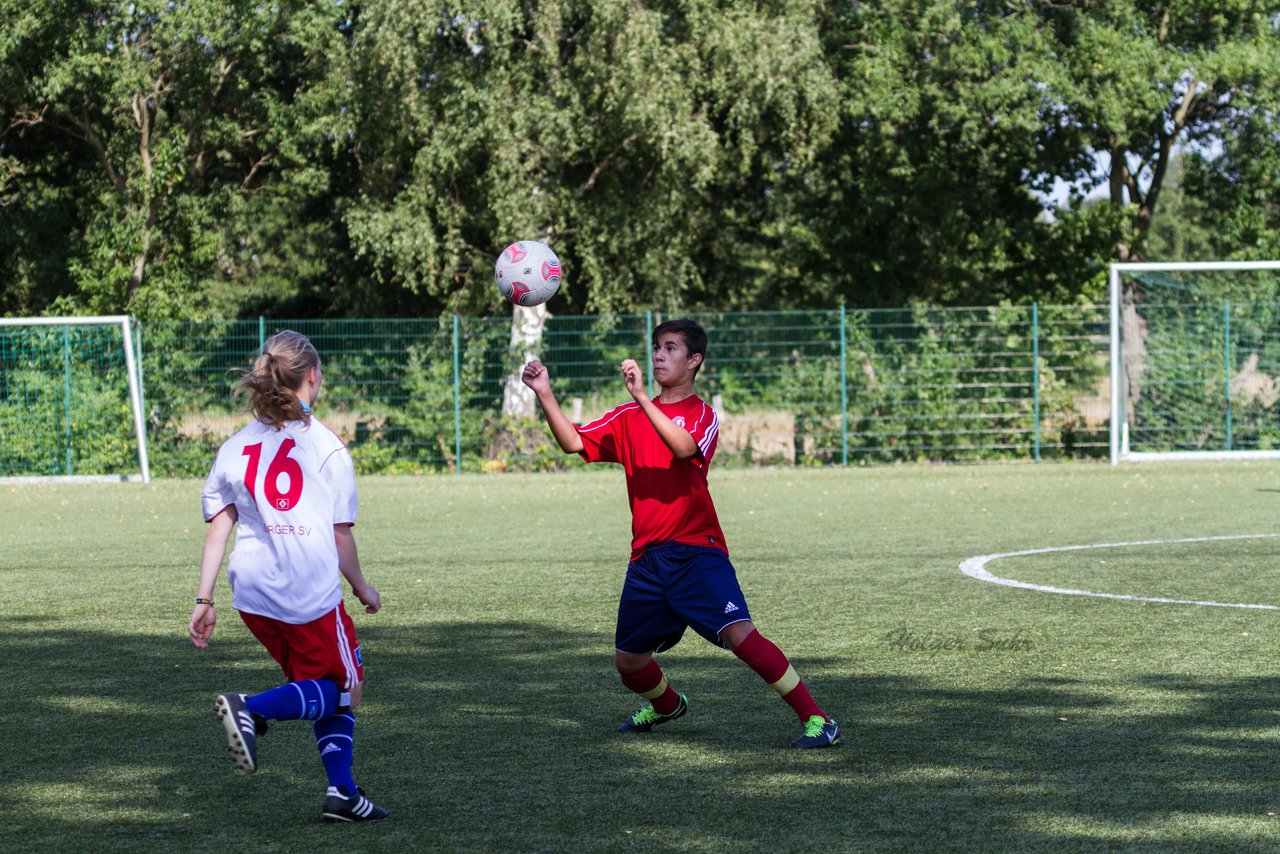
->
<box><xmin>243</xmin><ymin>440</ymin><xmax>304</xmax><ymax>511</ymax></box>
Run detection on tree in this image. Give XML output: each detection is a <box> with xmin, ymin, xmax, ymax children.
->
<box><xmin>4</xmin><ymin>1</ymin><xmax>1276</xmax><ymax>320</ymax></box>
<box><xmin>806</xmin><ymin>0</ymin><xmax>1124</xmax><ymax>307</ymax></box>
<box><xmin>793</xmin><ymin>1</ymin><xmax>1280</xmax><ymax>308</ymax></box>
<box><xmin>0</xmin><ymin>0</ymin><xmax>341</xmax><ymax>319</ymax></box>
<box><xmin>336</xmin><ymin>0</ymin><xmax>841</xmax><ymax>315</ymax></box>
<box><xmin>1144</xmin><ymin>152</ymin><xmax>1219</xmax><ymax>259</ymax></box>
<box><xmin>1179</xmin><ymin>108</ymin><xmax>1280</xmax><ymax>260</ymax></box>
<box><xmin>1037</xmin><ymin>0</ymin><xmax>1280</xmax><ymax>262</ymax></box>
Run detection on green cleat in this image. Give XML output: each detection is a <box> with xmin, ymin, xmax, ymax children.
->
<box><xmin>618</xmin><ymin>693</ymin><xmax>688</xmax><ymax>733</ymax></box>
<box><xmin>791</xmin><ymin>715</ymin><xmax>840</xmax><ymax>749</ymax></box>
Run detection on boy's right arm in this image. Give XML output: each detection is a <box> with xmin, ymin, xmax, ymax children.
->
<box><xmin>522</xmin><ymin>359</ymin><xmax>584</xmax><ymax>454</ymax></box>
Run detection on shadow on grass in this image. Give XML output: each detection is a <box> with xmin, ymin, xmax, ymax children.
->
<box><xmin>6</xmin><ymin>618</ymin><xmax>1280</xmax><ymax>851</ymax></box>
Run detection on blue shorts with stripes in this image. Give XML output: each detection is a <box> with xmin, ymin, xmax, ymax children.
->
<box><xmin>614</xmin><ymin>542</ymin><xmax>753</xmax><ymax>654</ymax></box>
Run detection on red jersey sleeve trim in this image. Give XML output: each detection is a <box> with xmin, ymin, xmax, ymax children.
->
<box><xmin>318</xmin><ymin>447</ymin><xmax>346</xmax><ymax>473</ymax></box>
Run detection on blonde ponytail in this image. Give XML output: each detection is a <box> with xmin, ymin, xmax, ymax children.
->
<box><xmin>236</xmin><ymin>331</ymin><xmax>320</xmax><ymax>429</ymax></box>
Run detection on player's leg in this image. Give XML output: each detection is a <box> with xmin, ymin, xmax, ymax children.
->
<box><xmin>719</xmin><ymin>620</ymin><xmax>840</xmax><ymax>748</ymax></box>
<box><xmin>294</xmin><ymin>604</ymin><xmax>387</xmax><ymax>822</ymax></box>
<box><xmin>243</xmin><ymin>677</ymin><xmax>342</xmax><ymax>721</ymax></box>
<box><xmin>615</xmin><ymin>649</ymin><xmax>689</xmax><ymax>732</ymax></box>
<box><xmin>216</xmin><ymin>677</ymin><xmax>341</xmax><ymax>773</ymax></box>
<box><xmin>215</xmin><ymin>610</ymin><xmax>325</xmax><ymax>774</ymax></box>
<box><xmin>225</xmin><ymin>610</ymin><xmax>342</xmax><ymax>758</ymax></box>
<box><xmin>230</xmin><ymin>605</ymin><xmax>387</xmax><ymax>819</ymax></box>
<box><xmin>317</xmin><ymin>702</ymin><xmax>386</xmax><ymax>823</ymax></box>
<box><xmin>614</xmin><ymin>553</ymin><xmax>689</xmax><ymax>732</ymax></box>
<box><xmin>665</xmin><ymin>544</ymin><xmax>840</xmax><ymax>748</ymax></box>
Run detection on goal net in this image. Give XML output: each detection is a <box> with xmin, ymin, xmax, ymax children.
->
<box><xmin>0</xmin><ymin>316</ymin><xmax>151</xmax><ymax>482</ymax></box>
<box><xmin>1110</xmin><ymin>261</ymin><xmax>1280</xmax><ymax>462</ymax></box>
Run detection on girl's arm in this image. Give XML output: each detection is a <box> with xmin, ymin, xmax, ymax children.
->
<box><xmin>335</xmin><ymin>524</ymin><xmax>381</xmax><ymax>614</ymax></box>
<box><xmin>189</xmin><ymin>505</ymin><xmax>237</xmax><ymax>648</ymax></box>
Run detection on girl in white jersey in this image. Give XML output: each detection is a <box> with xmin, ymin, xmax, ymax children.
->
<box><xmin>188</xmin><ymin>330</ymin><xmax>388</xmax><ymax>823</ymax></box>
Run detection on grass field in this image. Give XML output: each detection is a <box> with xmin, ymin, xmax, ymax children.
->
<box><xmin>5</xmin><ymin>462</ymin><xmax>1280</xmax><ymax>852</ymax></box>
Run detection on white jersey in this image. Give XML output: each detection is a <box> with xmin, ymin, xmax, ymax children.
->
<box><xmin>202</xmin><ymin>417</ymin><xmax>358</xmax><ymax>624</ymax></box>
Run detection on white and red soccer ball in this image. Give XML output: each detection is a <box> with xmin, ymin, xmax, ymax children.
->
<box><xmin>495</xmin><ymin>240</ymin><xmax>561</xmax><ymax>307</ymax></box>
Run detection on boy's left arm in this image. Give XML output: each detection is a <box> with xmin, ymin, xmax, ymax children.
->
<box><xmin>621</xmin><ymin>358</ymin><xmax>699</xmax><ymax>460</ymax></box>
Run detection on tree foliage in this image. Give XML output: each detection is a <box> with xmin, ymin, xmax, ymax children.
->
<box><xmin>0</xmin><ymin>0</ymin><xmax>341</xmax><ymax>318</ymax></box>
<box><xmin>809</xmin><ymin>0</ymin><xmax>1122</xmax><ymax>306</ymax></box>
<box><xmin>338</xmin><ymin>0</ymin><xmax>840</xmax><ymax>314</ymax></box>
<box><xmin>2</xmin><ymin>0</ymin><xmax>1278</xmax><ymax>319</ymax></box>
<box><xmin>1036</xmin><ymin>0</ymin><xmax>1280</xmax><ymax>262</ymax></box>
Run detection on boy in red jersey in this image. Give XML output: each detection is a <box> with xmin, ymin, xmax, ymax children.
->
<box><xmin>521</xmin><ymin>318</ymin><xmax>839</xmax><ymax>748</ymax></box>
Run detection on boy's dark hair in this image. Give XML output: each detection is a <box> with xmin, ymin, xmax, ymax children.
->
<box><xmin>652</xmin><ymin>318</ymin><xmax>708</xmax><ymax>377</ymax></box>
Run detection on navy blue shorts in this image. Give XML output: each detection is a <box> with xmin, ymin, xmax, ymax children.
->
<box><xmin>615</xmin><ymin>542</ymin><xmax>753</xmax><ymax>654</ymax></box>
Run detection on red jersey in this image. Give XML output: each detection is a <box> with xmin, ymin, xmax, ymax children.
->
<box><xmin>576</xmin><ymin>394</ymin><xmax>727</xmax><ymax>560</ymax></box>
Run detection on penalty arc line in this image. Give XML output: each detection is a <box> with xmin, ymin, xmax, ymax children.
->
<box><xmin>959</xmin><ymin>533</ymin><xmax>1280</xmax><ymax>611</ymax></box>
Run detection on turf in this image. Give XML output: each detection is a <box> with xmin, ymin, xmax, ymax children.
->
<box><xmin>4</xmin><ymin>462</ymin><xmax>1280</xmax><ymax>851</ymax></box>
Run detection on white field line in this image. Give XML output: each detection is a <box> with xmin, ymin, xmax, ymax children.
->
<box><xmin>959</xmin><ymin>534</ymin><xmax>1280</xmax><ymax>610</ymax></box>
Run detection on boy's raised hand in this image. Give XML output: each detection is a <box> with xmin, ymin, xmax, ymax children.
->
<box><xmin>621</xmin><ymin>358</ymin><xmax>647</xmax><ymax>401</ymax></box>
<box><xmin>522</xmin><ymin>359</ymin><xmax>551</xmax><ymax>393</ymax></box>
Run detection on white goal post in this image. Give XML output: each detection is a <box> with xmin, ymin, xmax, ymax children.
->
<box><xmin>1110</xmin><ymin>260</ymin><xmax>1280</xmax><ymax>464</ymax></box>
<box><xmin>0</xmin><ymin>315</ymin><xmax>151</xmax><ymax>483</ymax></box>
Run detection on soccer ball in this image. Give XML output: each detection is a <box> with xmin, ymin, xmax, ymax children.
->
<box><xmin>495</xmin><ymin>240</ymin><xmax>562</xmax><ymax>307</ymax></box>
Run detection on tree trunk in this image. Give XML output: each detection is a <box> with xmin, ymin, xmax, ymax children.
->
<box><xmin>502</xmin><ymin>302</ymin><xmax>549</xmax><ymax>417</ymax></box>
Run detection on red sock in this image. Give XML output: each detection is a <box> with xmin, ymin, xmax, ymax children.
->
<box><xmin>619</xmin><ymin>658</ymin><xmax>681</xmax><ymax>715</ymax></box>
<box><xmin>733</xmin><ymin>629</ymin><xmax>825</xmax><ymax>722</ymax></box>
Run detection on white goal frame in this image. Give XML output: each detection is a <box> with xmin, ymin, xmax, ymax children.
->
<box><xmin>1110</xmin><ymin>260</ymin><xmax>1280</xmax><ymax>464</ymax></box>
<box><xmin>0</xmin><ymin>315</ymin><xmax>151</xmax><ymax>483</ymax></box>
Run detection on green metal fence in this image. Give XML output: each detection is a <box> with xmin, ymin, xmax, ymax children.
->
<box><xmin>126</xmin><ymin>306</ymin><xmax>1112</xmax><ymax>477</ymax></box>
<box><xmin>0</xmin><ymin>308</ymin><xmax>1118</xmax><ymax>478</ymax></box>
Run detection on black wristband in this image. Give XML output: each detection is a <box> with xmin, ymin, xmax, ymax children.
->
<box><xmin>195</xmin><ymin>598</ymin><xmax>214</xmax><ymax>606</ymax></box>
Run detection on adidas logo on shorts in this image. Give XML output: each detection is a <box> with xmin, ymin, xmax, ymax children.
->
<box><xmin>724</xmin><ymin>601</ymin><xmax>739</xmax><ymax>614</ymax></box>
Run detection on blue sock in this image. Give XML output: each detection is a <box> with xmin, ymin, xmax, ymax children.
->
<box><xmin>315</xmin><ymin>711</ymin><xmax>357</xmax><ymax>794</ymax></box>
<box><xmin>244</xmin><ymin>679</ymin><xmax>339</xmax><ymax>721</ymax></box>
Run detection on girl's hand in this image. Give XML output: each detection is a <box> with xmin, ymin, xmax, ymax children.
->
<box><xmin>355</xmin><ymin>583</ymin><xmax>382</xmax><ymax>614</ymax></box>
<box><xmin>189</xmin><ymin>603</ymin><xmax>217</xmax><ymax>648</ymax></box>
